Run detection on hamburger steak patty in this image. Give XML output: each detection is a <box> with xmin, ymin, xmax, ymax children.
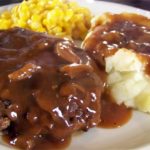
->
<box><xmin>0</xmin><ymin>27</ymin><xmax>103</xmax><ymax>149</ymax></box>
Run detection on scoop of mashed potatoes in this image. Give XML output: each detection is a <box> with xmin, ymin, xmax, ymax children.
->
<box><xmin>82</xmin><ymin>13</ymin><xmax>150</xmax><ymax>113</ymax></box>
<box><xmin>106</xmin><ymin>48</ymin><xmax>150</xmax><ymax>112</ymax></box>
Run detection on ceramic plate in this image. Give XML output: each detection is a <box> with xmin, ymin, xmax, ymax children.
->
<box><xmin>0</xmin><ymin>0</ymin><xmax>150</xmax><ymax>150</ymax></box>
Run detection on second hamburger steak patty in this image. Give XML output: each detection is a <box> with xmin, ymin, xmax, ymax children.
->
<box><xmin>0</xmin><ymin>28</ymin><xmax>103</xmax><ymax>149</ymax></box>
<box><xmin>82</xmin><ymin>13</ymin><xmax>150</xmax><ymax>112</ymax></box>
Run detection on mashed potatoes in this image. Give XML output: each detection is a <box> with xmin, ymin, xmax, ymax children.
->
<box><xmin>106</xmin><ymin>48</ymin><xmax>150</xmax><ymax>112</ymax></box>
<box><xmin>82</xmin><ymin>13</ymin><xmax>150</xmax><ymax>113</ymax></box>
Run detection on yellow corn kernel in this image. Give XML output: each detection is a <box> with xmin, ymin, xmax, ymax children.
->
<box><xmin>0</xmin><ymin>19</ymin><xmax>11</xmax><ymax>29</ymax></box>
<box><xmin>11</xmin><ymin>15</ymin><xmax>18</xmax><ymax>24</ymax></box>
<box><xmin>31</xmin><ymin>14</ymin><xmax>41</xmax><ymax>22</ymax></box>
<box><xmin>29</xmin><ymin>3</ymin><xmax>36</xmax><ymax>10</ymax></box>
<box><xmin>0</xmin><ymin>0</ymin><xmax>91</xmax><ymax>39</ymax></box>
<box><xmin>65</xmin><ymin>9</ymin><xmax>73</xmax><ymax>21</ymax></box>
<box><xmin>69</xmin><ymin>2</ymin><xmax>78</xmax><ymax>9</ymax></box>
<box><xmin>14</xmin><ymin>19</ymin><xmax>26</xmax><ymax>28</ymax></box>
<box><xmin>52</xmin><ymin>26</ymin><xmax>62</xmax><ymax>33</ymax></box>
<box><xmin>55</xmin><ymin>32</ymin><xmax>66</xmax><ymax>37</ymax></box>
<box><xmin>1</xmin><ymin>11</ymin><xmax>11</xmax><ymax>19</ymax></box>
<box><xmin>43</xmin><ymin>17</ymin><xmax>56</xmax><ymax>29</ymax></box>
<box><xmin>37</xmin><ymin>27</ymin><xmax>46</xmax><ymax>32</ymax></box>
<box><xmin>11</xmin><ymin>5</ymin><xmax>19</xmax><ymax>15</ymax></box>
<box><xmin>18</xmin><ymin>3</ymin><xmax>30</xmax><ymax>20</ymax></box>
<box><xmin>38</xmin><ymin>0</ymin><xmax>48</xmax><ymax>7</ymax></box>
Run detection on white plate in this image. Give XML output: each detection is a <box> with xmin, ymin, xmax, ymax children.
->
<box><xmin>0</xmin><ymin>1</ymin><xmax>150</xmax><ymax>150</ymax></box>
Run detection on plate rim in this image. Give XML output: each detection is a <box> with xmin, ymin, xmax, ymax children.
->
<box><xmin>0</xmin><ymin>1</ymin><xmax>150</xmax><ymax>150</ymax></box>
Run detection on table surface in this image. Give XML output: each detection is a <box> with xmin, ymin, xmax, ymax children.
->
<box><xmin>0</xmin><ymin>0</ymin><xmax>149</xmax><ymax>11</ymax></box>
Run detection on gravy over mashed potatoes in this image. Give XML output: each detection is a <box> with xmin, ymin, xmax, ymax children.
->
<box><xmin>83</xmin><ymin>13</ymin><xmax>150</xmax><ymax>113</ymax></box>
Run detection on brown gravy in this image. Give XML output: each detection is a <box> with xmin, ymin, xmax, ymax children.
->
<box><xmin>83</xmin><ymin>13</ymin><xmax>150</xmax><ymax>68</ymax></box>
<box><xmin>1</xmin><ymin>12</ymin><xmax>147</xmax><ymax>149</ymax></box>
<box><xmin>82</xmin><ymin>13</ymin><xmax>150</xmax><ymax>127</ymax></box>
<box><xmin>0</xmin><ymin>28</ymin><xmax>103</xmax><ymax>150</ymax></box>
<box><xmin>3</xmin><ymin>134</ymin><xmax>71</xmax><ymax>150</ymax></box>
<box><xmin>99</xmin><ymin>91</ymin><xmax>132</xmax><ymax>128</ymax></box>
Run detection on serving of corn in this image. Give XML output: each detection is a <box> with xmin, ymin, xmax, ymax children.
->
<box><xmin>0</xmin><ymin>0</ymin><xmax>92</xmax><ymax>39</ymax></box>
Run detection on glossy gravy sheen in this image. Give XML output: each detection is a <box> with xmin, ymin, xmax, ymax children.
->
<box><xmin>100</xmin><ymin>91</ymin><xmax>132</xmax><ymax>128</ymax></box>
<box><xmin>82</xmin><ymin>13</ymin><xmax>150</xmax><ymax>127</ymax></box>
<box><xmin>0</xmin><ymin>22</ymin><xmax>133</xmax><ymax>150</ymax></box>
<box><xmin>83</xmin><ymin>13</ymin><xmax>150</xmax><ymax>68</ymax></box>
<box><xmin>0</xmin><ymin>28</ymin><xmax>103</xmax><ymax>150</ymax></box>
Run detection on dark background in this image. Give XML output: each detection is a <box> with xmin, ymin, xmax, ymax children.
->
<box><xmin>0</xmin><ymin>0</ymin><xmax>149</xmax><ymax>11</ymax></box>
